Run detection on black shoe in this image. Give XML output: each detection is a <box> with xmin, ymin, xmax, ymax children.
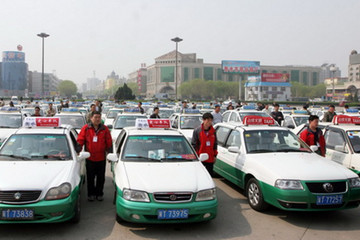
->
<box><xmin>97</xmin><ymin>196</ymin><xmax>104</xmax><ymax>201</ymax></box>
<box><xmin>88</xmin><ymin>196</ymin><xmax>95</xmax><ymax>202</ymax></box>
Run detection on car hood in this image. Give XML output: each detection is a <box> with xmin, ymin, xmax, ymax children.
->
<box><xmin>245</xmin><ymin>152</ymin><xmax>357</xmax><ymax>182</ymax></box>
<box><xmin>0</xmin><ymin>161</ymin><xmax>74</xmax><ymax>192</ymax></box>
<box><xmin>124</xmin><ymin>161</ymin><xmax>214</xmax><ymax>192</ymax></box>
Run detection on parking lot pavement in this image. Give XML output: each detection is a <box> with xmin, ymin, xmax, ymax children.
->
<box><xmin>1</xmin><ymin>165</ymin><xmax>360</xmax><ymax>240</ymax></box>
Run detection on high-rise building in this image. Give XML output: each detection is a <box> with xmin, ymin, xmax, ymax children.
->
<box><xmin>349</xmin><ymin>50</ymin><xmax>360</xmax><ymax>82</ymax></box>
<box><xmin>28</xmin><ymin>71</ymin><xmax>60</xmax><ymax>97</ymax></box>
<box><xmin>1</xmin><ymin>51</ymin><xmax>28</xmax><ymax>96</ymax></box>
<box><xmin>86</xmin><ymin>77</ymin><xmax>101</xmax><ymax>91</ymax></box>
<box><xmin>319</xmin><ymin>63</ymin><xmax>341</xmax><ymax>83</ymax></box>
<box><xmin>128</xmin><ymin>64</ymin><xmax>147</xmax><ymax>95</ymax></box>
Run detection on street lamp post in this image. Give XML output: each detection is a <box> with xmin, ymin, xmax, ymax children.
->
<box><xmin>171</xmin><ymin>37</ymin><xmax>183</xmax><ymax>100</ymax></box>
<box><xmin>330</xmin><ymin>65</ymin><xmax>337</xmax><ymax>101</ymax></box>
<box><xmin>37</xmin><ymin>32</ymin><xmax>50</xmax><ymax>98</ymax></box>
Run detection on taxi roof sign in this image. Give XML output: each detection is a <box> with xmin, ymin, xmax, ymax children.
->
<box><xmin>23</xmin><ymin>117</ymin><xmax>61</xmax><ymax>127</ymax></box>
<box><xmin>61</xmin><ymin>108</ymin><xmax>80</xmax><ymax>113</ymax></box>
<box><xmin>292</xmin><ymin>110</ymin><xmax>308</xmax><ymax>115</ymax></box>
<box><xmin>332</xmin><ymin>115</ymin><xmax>360</xmax><ymax>125</ymax></box>
<box><xmin>124</xmin><ymin>108</ymin><xmax>141</xmax><ymax>113</ymax></box>
<box><xmin>0</xmin><ymin>107</ymin><xmax>19</xmax><ymax>112</ymax></box>
<box><xmin>243</xmin><ymin>115</ymin><xmax>275</xmax><ymax>126</ymax></box>
<box><xmin>345</xmin><ymin>109</ymin><xmax>359</xmax><ymax>113</ymax></box>
<box><xmin>135</xmin><ymin>119</ymin><xmax>171</xmax><ymax>129</ymax></box>
<box><xmin>241</xmin><ymin>105</ymin><xmax>256</xmax><ymax>110</ymax></box>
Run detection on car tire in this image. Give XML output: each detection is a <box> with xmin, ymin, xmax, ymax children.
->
<box><xmin>246</xmin><ymin>178</ymin><xmax>268</xmax><ymax>211</ymax></box>
<box><xmin>70</xmin><ymin>193</ymin><xmax>81</xmax><ymax>223</ymax></box>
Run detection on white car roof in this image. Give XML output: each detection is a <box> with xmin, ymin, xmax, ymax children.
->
<box><xmin>215</xmin><ymin>122</ymin><xmax>286</xmax><ymax>131</ymax></box>
<box><xmin>13</xmin><ymin>126</ymin><xmax>71</xmax><ymax>135</ymax></box>
<box><xmin>124</xmin><ymin>127</ymin><xmax>184</xmax><ymax>136</ymax></box>
<box><xmin>326</xmin><ymin>124</ymin><xmax>360</xmax><ymax>131</ymax></box>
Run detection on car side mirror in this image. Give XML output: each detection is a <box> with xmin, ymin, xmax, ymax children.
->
<box><xmin>198</xmin><ymin>153</ymin><xmax>209</xmax><ymax>162</ymax></box>
<box><xmin>107</xmin><ymin>124</ymin><xmax>113</xmax><ymax>130</ymax></box>
<box><xmin>309</xmin><ymin>145</ymin><xmax>318</xmax><ymax>152</ymax></box>
<box><xmin>78</xmin><ymin>151</ymin><xmax>90</xmax><ymax>160</ymax></box>
<box><xmin>107</xmin><ymin>153</ymin><xmax>118</xmax><ymax>162</ymax></box>
<box><xmin>228</xmin><ymin>146</ymin><xmax>241</xmax><ymax>153</ymax></box>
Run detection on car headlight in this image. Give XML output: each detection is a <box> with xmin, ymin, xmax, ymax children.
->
<box><xmin>195</xmin><ymin>188</ymin><xmax>216</xmax><ymax>201</ymax></box>
<box><xmin>45</xmin><ymin>183</ymin><xmax>72</xmax><ymax>200</ymax></box>
<box><xmin>122</xmin><ymin>189</ymin><xmax>150</xmax><ymax>202</ymax></box>
<box><xmin>275</xmin><ymin>180</ymin><xmax>303</xmax><ymax>190</ymax></box>
<box><xmin>349</xmin><ymin>178</ymin><xmax>360</xmax><ymax>188</ymax></box>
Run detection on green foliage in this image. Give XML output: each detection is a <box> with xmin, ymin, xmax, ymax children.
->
<box><xmin>291</xmin><ymin>81</ymin><xmax>326</xmax><ymax>98</ymax></box>
<box><xmin>126</xmin><ymin>82</ymin><xmax>140</xmax><ymax>96</ymax></box>
<box><xmin>58</xmin><ymin>80</ymin><xmax>77</xmax><ymax>98</ymax></box>
<box><xmin>179</xmin><ymin>79</ymin><xmax>244</xmax><ymax>100</ymax></box>
<box><xmin>114</xmin><ymin>83</ymin><xmax>135</xmax><ymax>101</ymax></box>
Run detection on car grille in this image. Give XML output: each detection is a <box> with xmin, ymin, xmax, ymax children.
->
<box><xmin>305</xmin><ymin>181</ymin><xmax>347</xmax><ymax>194</ymax></box>
<box><xmin>0</xmin><ymin>191</ymin><xmax>41</xmax><ymax>204</ymax></box>
<box><xmin>153</xmin><ymin>192</ymin><xmax>193</xmax><ymax>203</ymax></box>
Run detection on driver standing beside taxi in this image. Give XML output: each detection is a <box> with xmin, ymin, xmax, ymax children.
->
<box><xmin>192</xmin><ymin>113</ymin><xmax>218</xmax><ymax>176</ymax></box>
<box><xmin>299</xmin><ymin>115</ymin><xmax>326</xmax><ymax>157</ymax></box>
<box><xmin>77</xmin><ymin>111</ymin><xmax>113</xmax><ymax>201</ymax></box>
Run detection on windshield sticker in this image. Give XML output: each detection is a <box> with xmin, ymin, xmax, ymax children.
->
<box><xmin>181</xmin><ymin>154</ymin><xmax>196</xmax><ymax>159</ymax></box>
<box><xmin>148</xmin><ymin>149</ymin><xmax>165</xmax><ymax>160</ymax></box>
<box><xmin>245</xmin><ymin>134</ymin><xmax>251</xmax><ymax>137</ymax></box>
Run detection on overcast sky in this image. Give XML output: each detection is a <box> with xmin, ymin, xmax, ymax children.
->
<box><xmin>1</xmin><ymin>0</ymin><xmax>359</xmax><ymax>87</ymax></box>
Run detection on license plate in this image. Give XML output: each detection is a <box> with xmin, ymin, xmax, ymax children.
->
<box><xmin>316</xmin><ymin>195</ymin><xmax>343</xmax><ymax>205</ymax></box>
<box><xmin>157</xmin><ymin>209</ymin><xmax>189</xmax><ymax>219</ymax></box>
<box><xmin>1</xmin><ymin>209</ymin><xmax>34</xmax><ymax>220</ymax></box>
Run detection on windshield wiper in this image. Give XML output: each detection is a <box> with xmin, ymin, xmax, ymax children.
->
<box><xmin>275</xmin><ymin>149</ymin><xmax>309</xmax><ymax>153</ymax></box>
<box><xmin>0</xmin><ymin>154</ymin><xmax>30</xmax><ymax>160</ymax></box>
<box><xmin>0</xmin><ymin>126</ymin><xmax>12</xmax><ymax>128</ymax></box>
<box><xmin>124</xmin><ymin>156</ymin><xmax>162</xmax><ymax>162</ymax></box>
<box><xmin>40</xmin><ymin>155</ymin><xmax>68</xmax><ymax>160</ymax></box>
<box><xmin>248</xmin><ymin>149</ymin><xmax>274</xmax><ymax>153</ymax></box>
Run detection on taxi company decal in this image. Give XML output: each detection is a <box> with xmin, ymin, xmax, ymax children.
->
<box><xmin>135</xmin><ymin>119</ymin><xmax>171</xmax><ymax>128</ymax></box>
<box><xmin>333</xmin><ymin>115</ymin><xmax>360</xmax><ymax>125</ymax></box>
<box><xmin>23</xmin><ymin>117</ymin><xmax>61</xmax><ymax>127</ymax></box>
<box><xmin>243</xmin><ymin>115</ymin><xmax>275</xmax><ymax>125</ymax></box>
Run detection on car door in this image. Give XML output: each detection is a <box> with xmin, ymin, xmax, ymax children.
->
<box><xmin>222</xmin><ymin>112</ymin><xmax>231</xmax><ymax>122</ymax></box>
<box><xmin>324</xmin><ymin>128</ymin><xmax>351</xmax><ymax>168</ymax></box>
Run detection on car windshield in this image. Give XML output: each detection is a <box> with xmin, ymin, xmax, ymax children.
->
<box><xmin>180</xmin><ymin>116</ymin><xmax>202</xmax><ymax>129</ymax></box>
<box><xmin>122</xmin><ymin>135</ymin><xmax>197</xmax><ymax>162</ymax></box>
<box><xmin>0</xmin><ymin>114</ymin><xmax>22</xmax><ymax>128</ymax></box>
<box><xmin>0</xmin><ymin>134</ymin><xmax>71</xmax><ymax>161</ymax></box>
<box><xmin>346</xmin><ymin>130</ymin><xmax>360</xmax><ymax>153</ymax></box>
<box><xmin>21</xmin><ymin>108</ymin><xmax>44</xmax><ymax>116</ymax></box>
<box><xmin>107</xmin><ymin>110</ymin><xmax>123</xmax><ymax>118</ymax></box>
<box><xmin>159</xmin><ymin>109</ymin><xmax>175</xmax><ymax>118</ymax></box>
<box><xmin>293</xmin><ymin>116</ymin><xmax>309</xmax><ymax>126</ymax></box>
<box><xmin>244</xmin><ymin>130</ymin><xmax>310</xmax><ymax>154</ymax></box>
<box><xmin>114</xmin><ymin>115</ymin><xmax>147</xmax><ymax>129</ymax></box>
<box><xmin>57</xmin><ymin>115</ymin><xmax>85</xmax><ymax>129</ymax></box>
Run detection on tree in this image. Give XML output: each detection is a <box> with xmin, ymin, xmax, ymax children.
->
<box><xmin>127</xmin><ymin>82</ymin><xmax>140</xmax><ymax>96</ymax></box>
<box><xmin>58</xmin><ymin>80</ymin><xmax>77</xmax><ymax>98</ymax></box>
<box><xmin>114</xmin><ymin>83</ymin><xmax>135</xmax><ymax>101</ymax></box>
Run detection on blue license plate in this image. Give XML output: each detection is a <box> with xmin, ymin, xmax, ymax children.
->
<box><xmin>316</xmin><ymin>195</ymin><xmax>343</xmax><ymax>205</ymax></box>
<box><xmin>1</xmin><ymin>209</ymin><xmax>34</xmax><ymax>220</ymax></box>
<box><xmin>157</xmin><ymin>209</ymin><xmax>189</xmax><ymax>219</ymax></box>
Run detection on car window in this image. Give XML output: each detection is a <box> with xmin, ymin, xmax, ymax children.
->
<box><xmin>180</xmin><ymin>116</ymin><xmax>202</xmax><ymax>129</ymax></box>
<box><xmin>284</xmin><ymin>116</ymin><xmax>293</xmax><ymax>127</ymax></box>
<box><xmin>325</xmin><ymin>130</ymin><xmax>348</xmax><ymax>153</ymax></box>
<box><xmin>116</xmin><ymin>131</ymin><xmax>126</xmax><ymax>154</ymax></box>
<box><xmin>225</xmin><ymin>130</ymin><xmax>241</xmax><ymax>148</ymax></box>
<box><xmin>223</xmin><ymin>112</ymin><xmax>231</xmax><ymax>122</ymax></box>
<box><xmin>346</xmin><ymin>130</ymin><xmax>360</xmax><ymax>153</ymax></box>
<box><xmin>0</xmin><ymin>114</ymin><xmax>22</xmax><ymax>128</ymax></box>
<box><xmin>114</xmin><ymin>115</ymin><xmax>147</xmax><ymax>129</ymax></box>
<box><xmin>229</xmin><ymin>112</ymin><xmax>238</xmax><ymax>122</ymax></box>
<box><xmin>216</xmin><ymin>126</ymin><xmax>231</xmax><ymax>145</ymax></box>
<box><xmin>122</xmin><ymin>135</ymin><xmax>196</xmax><ymax>161</ymax></box>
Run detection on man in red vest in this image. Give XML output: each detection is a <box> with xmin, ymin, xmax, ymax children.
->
<box><xmin>77</xmin><ymin>111</ymin><xmax>113</xmax><ymax>201</ymax></box>
<box><xmin>300</xmin><ymin>115</ymin><xmax>326</xmax><ymax>157</ymax></box>
<box><xmin>192</xmin><ymin>113</ymin><xmax>218</xmax><ymax>176</ymax></box>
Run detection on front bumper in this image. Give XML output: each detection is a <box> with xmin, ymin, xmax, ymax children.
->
<box><xmin>0</xmin><ymin>186</ymin><xmax>79</xmax><ymax>223</ymax></box>
<box><xmin>261</xmin><ymin>181</ymin><xmax>360</xmax><ymax>211</ymax></box>
<box><xmin>115</xmin><ymin>187</ymin><xmax>218</xmax><ymax>223</ymax></box>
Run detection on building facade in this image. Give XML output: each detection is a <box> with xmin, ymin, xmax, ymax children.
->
<box><xmin>349</xmin><ymin>50</ymin><xmax>360</xmax><ymax>82</ymax></box>
<box><xmin>0</xmin><ymin>51</ymin><xmax>28</xmax><ymax>97</ymax></box>
<box><xmin>145</xmin><ymin>51</ymin><xmax>323</xmax><ymax>98</ymax></box>
<box><xmin>28</xmin><ymin>71</ymin><xmax>60</xmax><ymax>97</ymax></box>
<box><xmin>128</xmin><ymin>65</ymin><xmax>147</xmax><ymax>94</ymax></box>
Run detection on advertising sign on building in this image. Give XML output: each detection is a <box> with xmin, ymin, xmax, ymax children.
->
<box><xmin>2</xmin><ymin>51</ymin><xmax>25</xmax><ymax>62</ymax></box>
<box><xmin>222</xmin><ymin>60</ymin><xmax>260</xmax><ymax>74</ymax></box>
<box><xmin>137</xmin><ymin>70</ymin><xmax>142</xmax><ymax>91</ymax></box>
<box><xmin>248</xmin><ymin>75</ymin><xmax>261</xmax><ymax>82</ymax></box>
<box><xmin>261</xmin><ymin>73</ymin><xmax>290</xmax><ymax>82</ymax></box>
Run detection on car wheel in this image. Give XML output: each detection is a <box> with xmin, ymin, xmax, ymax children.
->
<box><xmin>70</xmin><ymin>193</ymin><xmax>81</xmax><ymax>223</ymax></box>
<box><xmin>246</xmin><ymin>178</ymin><xmax>268</xmax><ymax>211</ymax></box>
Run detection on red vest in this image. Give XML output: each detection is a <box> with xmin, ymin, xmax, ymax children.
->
<box><xmin>197</xmin><ymin>124</ymin><xmax>218</xmax><ymax>163</ymax></box>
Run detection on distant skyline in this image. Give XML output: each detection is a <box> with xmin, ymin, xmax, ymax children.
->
<box><xmin>1</xmin><ymin>0</ymin><xmax>359</xmax><ymax>87</ymax></box>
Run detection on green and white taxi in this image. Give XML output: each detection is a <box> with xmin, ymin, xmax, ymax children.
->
<box><xmin>107</xmin><ymin>119</ymin><xmax>217</xmax><ymax>223</ymax></box>
<box><xmin>214</xmin><ymin>115</ymin><xmax>360</xmax><ymax>211</ymax></box>
<box><xmin>169</xmin><ymin>109</ymin><xmax>203</xmax><ymax>141</ymax></box>
<box><xmin>0</xmin><ymin>117</ymin><xmax>90</xmax><ymax>223</ymax></box>
<box><xmin>111</xmin><ymin>109</ymin><xmax>147</xmax><ymax>142</ymax></box>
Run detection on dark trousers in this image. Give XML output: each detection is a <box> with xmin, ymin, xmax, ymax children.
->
<box><xmin>202</xmin><ymin>162</ymin><xmax>214</xmax><ymax>177</ymax></box>
<box><xmin>86</xmin><ymin>160</ymin><xmax>106</xmax><ymax>197</ymax></box>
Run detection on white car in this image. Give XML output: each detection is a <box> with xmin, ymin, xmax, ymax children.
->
<box><xmin>0</xmin><ymin>117</ymin><xmax>90</xmax><ymax>223</ymax></box>
<box><xmin>107</xmin><ymin>119</ymin><xmax>217</xmax><ymax>223</ymax></box>
<box><xmin>0</xmin><ymin>107</ymin><xmax>23</xmax><ymax>146</ymax></box>
<box><xmin>169</xmin><ymin>109</ymin><xmax>203</xmax><ymax>141</ymax></box>
<box><xmin>111</xmin><ymin>113</ymin><xmax>148</xmax><ymax>142</ymax></box>
<box><xmin>214</xmin><ymin>116</ymin><xmax>360</xmax><ymax>211</ymax></box>
<box><xmin>222</xmin><ymin>109</ymin><xmax>277</xmax><ymax>125</ymax></box>
<box><xmin>55</xmin><ymin>110</ymin><xmax>86</xmax><ymax>133</ymax></box>
<box><xmin>104</xmin><ymin>108</ymin><xmax>125</xmax><ymax>129</ymax></box>
<box><xmin>282</xmin><ymin>111</ymin><xmax>309</xmax><ymax>129</ymax></box>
